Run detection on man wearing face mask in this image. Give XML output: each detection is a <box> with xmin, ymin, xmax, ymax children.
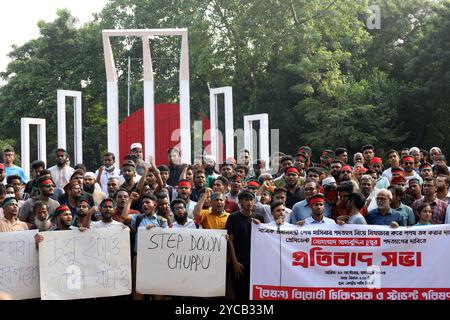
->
<box><xmin>95</xmin><ymin>152</ymin><xmax>121</xmax><ymax>194</ymax></box>
<box><xmin>48</xmin><ymin>148</ymin><xmax>74</xmax><ymax>189</ymax></box>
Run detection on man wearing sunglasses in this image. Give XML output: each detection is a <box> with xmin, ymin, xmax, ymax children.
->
<box><xmin>19</xmin><ymin>176</ymin><xmax>60</xmax><ymax>229</ymax></box>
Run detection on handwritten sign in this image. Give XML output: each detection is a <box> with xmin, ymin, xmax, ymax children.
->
<box><xmin>136</xmin><ymin>228</ymin><xmax>227</xmax><ymax>297</ymax></box>
<box><xmin>0</xmin><ymin>230</ymin><xmax>40</xmax><ymax>299</ymax></box>
<box><xmin>39</xmin><ymin>228</ymin><xmax>131</xmax><ymax>300</ymax></box>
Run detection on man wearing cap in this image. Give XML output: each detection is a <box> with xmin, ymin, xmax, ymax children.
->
<box><xmin>3</xmin><ymin>148</ymin><xmax>28</xmax><ymax>184</ymax></box>
<box><xmin>320</xmin><ymin>149</ymin><xmax>335</xmax><ymax>168</ymax></box>
<box><xmin>297</xmin><ymin>146</ymin><xmax>312</xmax><ymax>169</ymax></box>
<box><xmin>129</xmin><ymin>142</ymin><xmax>150</xmax><ymax>177</ymax></box>
<box><xmin>175</xmin><ymin>179</ymin><xmax>197</xmax><ymax>219</ymax></box>
<box><xmin>203</xmin><ymin>154</ymin><xmax>220</xmax><ymax>187</ymax></box>
<box><xmin>48</xmin><ymin>148</ymin><xmax>74</xmax><ymax>189</ymax></box>
<box><xmin>367</xmin><ymin>189</ymin><xmax>406</xmax><ymax>227</ymax></box>
<box><xmin>401</xmin><ymin>155</ymin><xmax>423</xmax><ymax>185</ymax></box>
<box><xmin>409</xmin><ymin>147</ymin><xmax>421</xmax><ymax>172</ymax></box>
<box><xmin>91</xmin><ymin>198</ymin><xmax>124</xmax><ymax>229</ymax></box>
<box><xmin>19</xmin><ymin>176</ymin><xmax>60</xmax><ymax>229</ymax></box>
<box><xmin>297</xmin><ymin>194</ymin><xmax>335</xmax><ymax>225</ymax></box>
<box><xmin>227</xmin><ymin>190</ymin><xmax>263</xmax><ymax>301</ymax></box>
<box><xmin>382</xmin><ymin>149</ymin><xmax>401</xmax><ymax>181</ymax></box>
<box><xmin>95</xmin><ymin>152</ymin><xmax>121</xmax><ymax>194</ymax></box>
<box><xmin>84</xmin><ymin>171</ymin><xmax>106</xmax><ymax>207</ymax></box>
<box><xmin>0</xmin><ymin>197</ymin><xmax>28</xmax><ymax>232</ymax></box>
<box><xmin>339</xmin><ymin>165</ymin><xmax>353</xmax><ymax>184</ymax></box>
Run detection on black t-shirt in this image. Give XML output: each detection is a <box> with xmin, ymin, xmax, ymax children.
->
<box><xmin>285</xmin><ymin>187</ymin><xmax>305</xmax><ymax>209</ymax></box>
<box><xmin>226</xmin><ymin>211</ymin><xmax>264</xmax><ymax>269</ymax></box>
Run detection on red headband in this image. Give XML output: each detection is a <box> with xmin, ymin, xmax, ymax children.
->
<box><xmin>341</xmin><ymin>165</ymin><xmax>352</xmax><ymax>172</ymax></box>
<box><xmin>247</xmin><ymin>181</ymin><xmax>260</xmax><ymax>188</ymax></box>
<box><xmin>356</xmin><ymin>167</ymin><xmax>368</xmax><ymax>174</ymax></box>
<box><xmin>285</xmin><ymin>167</ymin><xmax>300</xmax><ymax>175</ymax></box>
<box><xmin>370</xmin><ymin>157</ymin><xmax>382</xmax><ymax>165</ymax></box>
<box><xmin>41</xmin><ymin>179</ymin><xmax>53</xmax><ymax>186</ymax></box>
<box><xmin>402</xmin><ymin>156</ymin><xmax>414</xmax><ymax>163</ymax></box>
<box><xmin>309</xmin><ymin>196</ymin><xmax>325</xmax><ymax>205</ymax></box>
<box><xmin>55</xmin><ymin>205</ymin><xmax>70</xmax><ymax>215</ymax></box>
<box><xmin>177</xmin><ymin>181</ymin><xmax>192</xmax><ymax>188</ymax></box>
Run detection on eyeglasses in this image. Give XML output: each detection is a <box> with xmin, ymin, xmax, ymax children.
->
<box><xmin>173</xmin><ymin>206</ymin><xmax>185</xmax><ymax>211</ymax></box>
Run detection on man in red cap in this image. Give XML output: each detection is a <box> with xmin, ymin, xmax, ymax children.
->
<box><xmin>297</xmin><ymin>193</ymin><xmax>335</xmax><ymax>225</ymax></box>
<box><xmin>401</xmin><ymin>155</ymin><xmax>423</xmax><ymax>185</ymax></box>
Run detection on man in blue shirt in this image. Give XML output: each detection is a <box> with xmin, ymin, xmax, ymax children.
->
<box><xmin>290</xmin><ymin>180</ymin><xmax>331</xmax><ymax>224</ymax></box>
<box><xmin>3</xmin><ymin>148</ymin><xmax>28</xmax><ymax>184</ymax></box>
<box><xmin>367</xmin><ymin>189</ymin><xmax>406</xmax><ymax>227</ymax></box>
<box><xmin>298</xmin><ymin>193</ymin><xmax>336</xmax><ymax>225</ymax></box>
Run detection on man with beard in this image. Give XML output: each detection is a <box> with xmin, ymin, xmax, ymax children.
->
<box><xmin>0</xmin><ymin>197</ymin><xmax>28</xmax><ymax>232</ymax></box>
<box><xmin>175</xmin><ymin>179</ymin><xmax>197</xmax><ymax>218</ymax></box>
<box><xmin>72</xmin><ymin>199</ymin><xmax>97</xmax><ymax>228</ymax></box>
<box><xmin>339</xmin><ymin>165</ymin><xmax>353</xmax><ymax>183</ymax></box>
<box><xmin>60</xmin><ymin>182</ymin><xmax>83</xmax><ymax>219</ymax></box>
<box><xmin>32</xmin><ymin>201</ymin><xmax>52</xmax><ymax>231</ymax></box>
<box><xmin>283</xmin><ymin>167</ymin><xmax>305</xmax><ymax>209</ymax></box>
<box><xmin>166</xmin><ymin>147</ymin><xmax>185</xmax><ymax>187</ymax></box>
<box><xmin>436</xmin><ymin>174</ymin><xmax>450</xmax><ymax>204</ymax></box>
<box><xmin>330</xmin><ymin>160</ymin><xmax>344</xmax><ymax>183</ymax></box>
<box><xmin>107</xmin><ymin>177</ymin><xmax>121</xmax><ymax>198</ymax></box>
<box><xmin>171</xmin><ymin>199</ymin><xmax>199</xmax><ymax>228</ymax></box>
<box><xmin>190</xmin><ymin>170</ymin><xmax>206</xmax><ymax>202</ymax></box>
<box><xmin>401</xmin><ymin>155</ymin><xmax>423</xmax><ymax>185</ymax></box>
<box><xmin>407</xmin><ymin>178</ymin><xmax>422</xmax><ymax>202</ymax></box>
<box><xmin>91</xmin><ymin>198</ymin><xmax>124</xmax><ymax>229</ymax></box>
<box><xmin>84</xmin><ymin>171</ymin><xmax>106</xmax><ymax>207</ymax></box>
<box><xmin>194</xmin><ymin>189</ymin><xmax>229</xmax><ymax>230</ymax></box>
<box><xmin>221</xmin><ymin>161</ymin><xmax>235</xmax><ymax>180</ymax></box>
<box><xmin>23</xmin><ymin>160</ymin><xmax>46</xmax><ymax>198</ymax></box>
<box><xmin>155</xmin><ymin>192</ymin><xmax>173</xmax><ymax>226</ymax></box>
<box><xmin>227</xmin><ymin>190</ymin><xmax>262</xmax><ymax>301</ymax></box>
<box><xmin>297</xmin><ymin>194</ymin><xmax>336</xmax><ymax>226</ymax></box>
<box><xmin>19</xmin><ymin>177</ymin><xmax>60</xmax><ymax>229</ymax></box>
<box><xmin>48</xmin><ymin>148</ymin><xmax>74</xmax><ymax>189</ymax></box>
<box><xmin>204</xmin><ymin>155</ymin><xmax>220</xmax><ymax>187</ymax></box>
<box><xmin>95</xmin><ymin>152</ymin><xmax>121</xmax><ymax>194</ymax></box>
<box><xmin>130</xmin><ymin>143</ymin><xmax>150</xmax><ymax>177</ymax></box>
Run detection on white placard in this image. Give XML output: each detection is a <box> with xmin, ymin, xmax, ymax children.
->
<box><xmin>136</xmin><ymin>227</ymin><xmax>227</xmax><ymax>297</ymax></box>
<box><xmin>39</xmin><ymin>228</ymin><xmax>131</xmax><ymax>300</ymax></box>
<box><xmin>0</xmin><ymin>230</ymin><xmax>40</xmax><ymax>300</ymax></box>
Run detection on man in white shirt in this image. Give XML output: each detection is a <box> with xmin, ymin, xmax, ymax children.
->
<box><xmin>91</xmin><ymin>198</ymin><xmax>125</xmax><ymax>229</ymax></box>
<box><xmin>48</xmin><ymin>148</ymin><xmax>74</xmax><ymax>189</ymax></box>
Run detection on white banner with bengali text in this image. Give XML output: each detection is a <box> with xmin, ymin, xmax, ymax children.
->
<box><xmin>39</xmin><ymin>227</ymin><xmax>131</xmax><ymax>300</ymax></box>
<box><xmin>250</xmin><ymin>223</ymin><xmax>450</xmax><ymax>300</ymax></box>
<box><xmin>136</xmin><ymin>227</ymin><xmax>227</xmax><ymax>297</ymax></box>
<box><xmin>0</xmin><ymin>230</ymin><xmax>40</xmax><ymax>299</ymax></box>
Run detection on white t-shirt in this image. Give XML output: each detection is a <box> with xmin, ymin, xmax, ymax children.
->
<box><xmin>172</xmin><ymin>218</ymin><xmax>200</xmax><ymax>229</ymax></box>
<box><xmin>91</xmin><ymin>220</ymin><xmax>124</xmax><ymax>229</ymax></box>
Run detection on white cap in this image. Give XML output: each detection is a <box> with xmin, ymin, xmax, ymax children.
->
<box><xmin>84</xmin><ymin>171</ymin><xmax>96</xmax><ymax>179</ymax></box>
<box><xmin>322</xmin><ymin>176</ymin><xmax>336</xmax><ymax>186</ymax></box>
<box><xmin>130</xmin><ymin>142</ymin><xmax>143</xmax><ymax>150</ymax></box>
<box><xmin>204</xmin><ymin>154</ymin><xmax>216</xmax><ymax>163</ymax></box>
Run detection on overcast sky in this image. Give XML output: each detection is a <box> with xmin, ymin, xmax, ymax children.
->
<box><xmin>0</xmin><ymin>0</ymin><xmax>109</xmax><ymax>73</ymax></box>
